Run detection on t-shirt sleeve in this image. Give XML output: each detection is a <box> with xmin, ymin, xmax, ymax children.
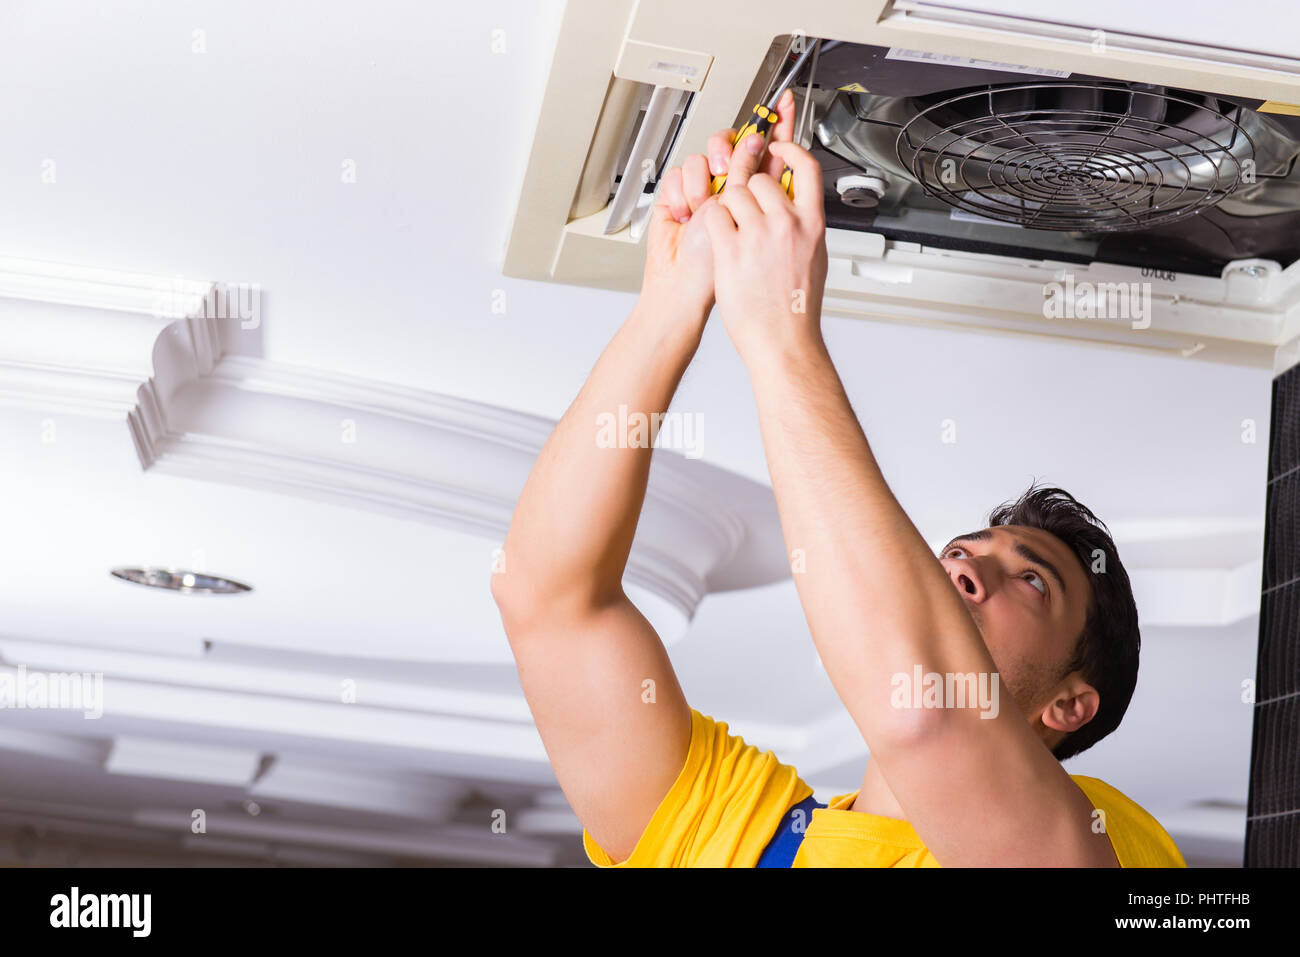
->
<box><xmin>1072</xmin><ymin>775</ymin><xmax>1187</xmax><ymax>867</ymax></box>
<box><xmin>583</xmin><ymin>707</ymin><xmax>814</xmax><ymax>867</ymax></box>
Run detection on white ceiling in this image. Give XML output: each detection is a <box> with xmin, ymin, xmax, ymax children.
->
<box><xmin>0</xmin><ymin>0</ymin><xmax>1272</xmax><ymax>866</ymax></box>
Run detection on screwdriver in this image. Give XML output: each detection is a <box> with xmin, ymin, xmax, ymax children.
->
<box><xmin>710</xmin><ymin>38</ymin><xmax>823</xmax><ymax>199</ymax></box>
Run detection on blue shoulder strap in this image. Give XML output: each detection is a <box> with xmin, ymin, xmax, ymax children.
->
<box><xmin>756</xmin><ymin>794</ymin><xmax>825</xmax><ymax>867</ymax></box>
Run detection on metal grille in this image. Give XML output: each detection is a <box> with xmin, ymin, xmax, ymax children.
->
<box><xmin>895</xmin><ymin>82</ymin><xmax>1256</xmax><ymax>231</ymax></box>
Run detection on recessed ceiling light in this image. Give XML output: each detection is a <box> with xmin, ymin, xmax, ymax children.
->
<box><xmin>110</xmin><ymin>567</ymin><xmax>252</xmax><ymax>594</ymax></box>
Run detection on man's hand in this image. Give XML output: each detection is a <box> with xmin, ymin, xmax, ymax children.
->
<box><xmin>643</xmin><ymin>88</ymin><xmax>808</xmax><ymax>326</ymax></box>
<box><xmin>697</xmin><ymin>88</ymin><xmax>829</xmax><ymax>364</ymax></box>
<box><xmin>641</xmin><ymin>145</ymin><xmax>721</xmax><ymax>323</ymax></box>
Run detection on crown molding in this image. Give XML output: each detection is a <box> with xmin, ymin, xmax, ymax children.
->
<box><xmin>0</xmin><ymin>257</ymin><xmax>217</xmax><ymax>418</ymax></box>
<box><xmin>0</xmin><ymin>257</ymin><xmax>789</xmax><ymax>623</ymax></box>
<box><xmin>137</xmin><ymin>355</ymin><xmax>786</xmax><ymax>617</ymax></box>
<box><xmin>0</xmin><ymin>641</ymin><xmax>857</xmax><ymax>781</ymax></box>
<box><xmin>105</xmin><ymin>737</ymin><xmax>264</xmax><ymax>787</ymax></box>
<box><xmin>0</xmin><ymin>256</ymin><xmax>213</xmax><ymax>319</ymax></box>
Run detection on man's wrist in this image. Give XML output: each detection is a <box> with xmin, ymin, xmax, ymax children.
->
<box><xmin>633</xmin><ymin>286</ymin><xmax>712</xmax><ymax>345</ymax></box>
<box><xmin>736</xmin><ymin>321</ymin><xmax>831</xmax><ymax>382</ymax></box>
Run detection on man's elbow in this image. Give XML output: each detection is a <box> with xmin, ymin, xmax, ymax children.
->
<box><xmin>490</xmin><ymin>567</ymin><xmax>607</xmax><ymax>640</ymax></box>
<box><xmin>490</xmin><ymin>568</ymin><xmax>542</xmax><ymax>637</ymax></box>
<box><xmin>860</xmin><ymin>701</ymin><xmax>948</xmax><ymax>758</ymax></box>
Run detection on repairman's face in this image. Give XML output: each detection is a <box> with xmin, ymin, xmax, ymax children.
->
<box><xmin>936</xmin><ymin>525</ymin><xmax>1093</xmax><ymax>725</ymax></box>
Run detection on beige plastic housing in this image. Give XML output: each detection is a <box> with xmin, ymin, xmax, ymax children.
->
<box><xmin>503</xmin><ymin>0</ymin><xmax>1300</xmax><ymax>371</ymax></box>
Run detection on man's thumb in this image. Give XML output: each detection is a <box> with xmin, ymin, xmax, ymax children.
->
<box><xmin>695</xmin><ymin>196</ymin><xmax>735</xmax><ymax>247</ymax></box>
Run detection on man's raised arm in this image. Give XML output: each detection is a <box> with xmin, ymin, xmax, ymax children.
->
<box><xmin>490</xmin><ymin>285</ymin><xmax>701</xmax><ymax>862</ymax></box>
<box><xmin>490</xmin><ymin>112</ymin><xmax>794</xmax><ymax>861</ymax></box>
<box><xmin>697</xmin><ymin>137</ymin><xmax>1119</xmax><ymax>866</ymax></box>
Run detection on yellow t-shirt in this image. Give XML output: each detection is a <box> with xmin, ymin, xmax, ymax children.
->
<box><xmin>583</xmin><ymin>707</ymin><xmax>1187</xmax><ymax>867</ymax></box>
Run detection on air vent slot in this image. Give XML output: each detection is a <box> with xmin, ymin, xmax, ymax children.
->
<box><xmin>568</xmin><ymin>78</ymin><xmax>692</xmax><ymax>237</ymax></box>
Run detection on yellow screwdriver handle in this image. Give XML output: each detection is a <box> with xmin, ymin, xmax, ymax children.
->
<box><xmin>709</xmin><ymin>103</ymin><xmax>795</xmax><ymax>200</ymax></box>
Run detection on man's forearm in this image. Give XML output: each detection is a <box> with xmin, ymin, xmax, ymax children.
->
<box><xmin>497</xmin><ymin>293</ymin><xmax>709</xmax><ymax>615</ymax></box>
<box><xmin>743</xmin><ymin>332</ymin><xmax>999</xmax><ymax>745</ymax></box>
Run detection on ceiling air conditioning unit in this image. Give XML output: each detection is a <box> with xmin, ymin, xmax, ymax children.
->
<box><xmin>504</xmin><ymin>0</ymin><xmax>1300</xmax><ymax>372</ymax></box>
<box><xmin>503</xmin><ymin>0</ymin><xmax>1300</xmax><ymax>866</ymax></box>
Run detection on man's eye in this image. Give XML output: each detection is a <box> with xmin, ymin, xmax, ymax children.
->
<box><xmin>1023</xmin><ymin>571</ymin><xmax>1047</xmax><ymax>595</ymax></box>
<box><xmin>943</xmin><ymin>547</ymin><xmax>968</xmax><ymax>559</ymax></box>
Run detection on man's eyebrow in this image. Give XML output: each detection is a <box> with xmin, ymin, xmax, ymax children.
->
<box><xmin>940</xmin><ymin>530</ymin><xmax>993</xmax><ymax>553</ymax></box>
<box><xmin>1013</xmin><ymin>542</ymin><xmax>1067</xmax><ymax>596</ymax></box>
<box><xmin>940</xmin><ymin>530</ymin><xmax>1068</xmax><ymax>597</ymax></box>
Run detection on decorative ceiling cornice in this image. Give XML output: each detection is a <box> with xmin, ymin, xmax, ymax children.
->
<box><xmin>0</xmin><ymin>256</ymin><xmax>216</xmax><ymax>417</ymax></box>
<box><xmin>0</xmin><ymin>257</ymin><xmax>790</xmax><ymax>622</ymax></box>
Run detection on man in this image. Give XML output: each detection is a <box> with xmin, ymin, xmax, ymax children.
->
<box><xmin>491</xmin><ymin>89</ymin><xmax>1184</xmax><ymax>867</ymax></box>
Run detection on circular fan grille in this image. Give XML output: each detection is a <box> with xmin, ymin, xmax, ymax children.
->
<box><xmin>895</xmin><ymin>82</ymin><xmax>1256</xmax><ymax>231</ymax></box>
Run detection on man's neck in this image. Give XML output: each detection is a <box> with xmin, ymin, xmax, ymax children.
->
<box><xmin>850</xmin><ymin>756</ymin><xmax>908</xmax><ymax>818</ymax></box>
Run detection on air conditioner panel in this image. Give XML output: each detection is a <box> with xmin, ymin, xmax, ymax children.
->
<box><xmin>807</xmin><ymin>40</ymin><xmax>1300</xmax><ymax>277</ymax></box>
<box><xmin>505</xmin><ymin>0</ymin><xmax>1300</xmax><ymax>370</ymax></box>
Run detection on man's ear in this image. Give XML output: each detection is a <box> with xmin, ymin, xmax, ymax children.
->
<box><xmin>1039</xmin><ymin>675</ymin><xmax>1100</xmax><ymax>736</ymax></box>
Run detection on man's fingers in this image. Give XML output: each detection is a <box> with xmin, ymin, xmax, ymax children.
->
<box><xmin>718</xmin><ymin>179</ymin><xmax>764</xmax><ymax>231</ymax></box>
<box><xmin>682</xmin><ymin>153</ymin><xmax>712</xmax><ymax>212</ymax></box>
<box><xmin>697</xmin><ymin>197</ymin><xmax>738</xmax><ymax>250</ymax></box>
<box><xmin>763</xmin><ymin>88</ymin><xmax>797</xmax><ymax>180</ymax></box>
<box><xmin>657</xmin><ymin>166</ymin><xmax>689</xmax><ymax>223</ymax></box>
<box><xmin>746</xmin><ymin>171</ymin><xmax>796</xmax><ymax>217</ymax></box>
<box><xmin>707</xmin><ymin>128</ymin><xmax>738</xmax><ymax>177</ymax></box>
<box><xmin>725</xmin><ymin>121</ymin><xmax>769</xmax><ymax>190</ymax></box>
<box><xmin>766</xmin><ymin>141</ymin><xmax>824</xmax><ymax>220</ymax></box>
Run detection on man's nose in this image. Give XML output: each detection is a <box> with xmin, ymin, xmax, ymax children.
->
<box><xmin>945</xmin><ymin>559</ymin><xmax>989</xmax><ymax>602</ymax></box>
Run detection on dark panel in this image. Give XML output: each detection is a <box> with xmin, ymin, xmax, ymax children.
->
<box><xmin>1246</xmin><ymin>363</ymin><xmax>1300</xmax><ymax>866</ymax></box>
<box><xmin>1271</xmin><ymin>360</ymin><xmax>1300</xmax><ymax>481</ymax></box>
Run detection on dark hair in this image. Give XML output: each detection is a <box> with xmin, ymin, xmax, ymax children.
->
<box><xmin>986</xmin><ymin>483</ymin><xmax>1140</xmax><ymax>762</ymax></box>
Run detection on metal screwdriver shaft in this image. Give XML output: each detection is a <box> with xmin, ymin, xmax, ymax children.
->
<box><xmin>709</xmin><ymin>39</ymin><xmax>823</xmax><ymax>198</ymax></box>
